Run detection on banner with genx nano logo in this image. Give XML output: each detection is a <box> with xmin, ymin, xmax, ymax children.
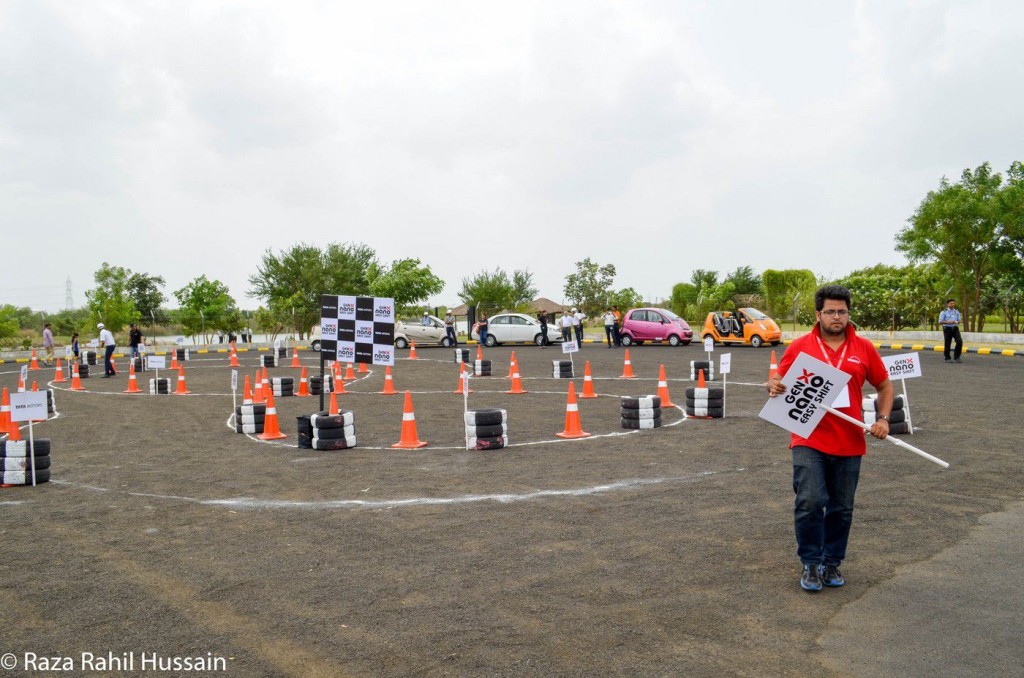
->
<box><xmin>320</xmin><ymin>294</ymin><xmax>395</xmax><ymax>366</ymax></box>
<box><xmin>758</xmin><ymin>353</ymin><xmax>851</xmax><ymax>438</ymax></box>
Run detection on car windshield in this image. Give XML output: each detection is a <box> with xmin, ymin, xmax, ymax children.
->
<box><xmin>661</xmin><ymin>309</ymin><xmax>681</xmax><ymax>320</ymax></box>
<box><xmin>742</xmin><ymin>308</ymin><xmax>768</xmax><ymax>320</ymax></box>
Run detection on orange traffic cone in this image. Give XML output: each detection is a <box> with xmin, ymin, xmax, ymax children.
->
<box><xmin>29</xmin><ymin>350</ymin><xmax>40</xmax><ymax>370</ymax></box>
<box><xmin>344</xmin><ymin>363</ymin><xmax>355</xmax><ymax>380</ymax></box>
<box><xmin>4</xmin><ymin>393</ymin><xmax>20</xmax><ymax>442</ymax></box>
<box><xmin>174</xmin><ymin>365</ymin><xmax>191</xmax><ymax>395</ymax></box>
<box><xmin>333</xmin><ymin>361</ymin><xmax>342</xmax><ymax>383</ymax></box>
<box><xmin>169</xmin><ymin>350</ymin><xmax>179</xmax><ymax>370</ymax></box>
<box><xmin>698</xmin><ymin>369</ymin><xmax>708</xmax><ymax>389</ymax></box>
<box><xmin>505</xmin><ymin>357</ymin><xmax>527</xmax><ymax>395</ymax></box>
<box><xmin>334</xmin><ymin>371</ymin><xmax>347</xmax><ymax>394</ymax></box>
<box><xmin>257</xmin><ymin>390</ymin><xmax>288</xmax><ymax>440</ymax></box>
<box><xmin>555</xmin><ymin>382</ymin><xmax>591</xmax><ymax>439</ymax></box>
<box><xmin>290</xmin><ymin>348</ymin><xmax>301</xmax><ymax>368</ymax></box>
<box><xmin>261</xmin><ymin>368</ymin><xmax>270</xmax><ymax>399</ymax></box>
<box><xmin>579</xmin><ymin>361</ymin><xmax>597</xmax><ymax>398</ymax></box>
<box><xmin>296</xmin><ymin>367</ymin><xmax>311</xmax><ymax>397</ymax></box>
<box><xmin>380</xmin><ymin>366</ymin><xmax>398</xmax><ymax>395</ymax></box>
<box><xmin>391</xmin><ymin>390</ymin><xmax>428</xmax><ymax>448</ymax></box>
<box><xmin>30</xmin><ymin>381</ymin><xmax>45</xmax><ymax>422</ymax></box>
<box><xmin>358</xmin><ymin>362</ymin><xmax>368</xmax><ymax>374</ymax></box>
<box><xmin>769</xmin><ymin>350</ymin><xmax>779</xmax><ymax>380</ymax></box>
<box><xmin>453</xmin><ymin>362</ymin><xmax>474</xmax><ymax>394</ymax></box>
<box><xmin>243</xmin><ymin>375</ymin><xmax>253</xmax><ymax>405</ymax></box>
<box><xmin>17</xmin><ymin>373</ymin><xmax>25</xmax><ymax>392</ymax></box>
<box><xmin>408</xmin><ymin>341</ymin><xmax>418</xmax><ymax>360</ymax></box>
<box><xmin>69</xmin><ymin>362</ymin><xmax>86</xmax><ymax>391</ymax></box>
<box><xmin>328</xmin><ymin>389</ymin><xmax>340</xmax><ymax>415</ymax></box>
<box><xmin>253</xmin><ymin>370</ymin><xmax>265</xmax><ymax>404</ymax></box>
<box><xmin>109</xmin><ymin>357</ymin><xmax>117</xmax><ymax>376</ymax></box>
<box><xmin>507</xmin><ymin>351</ymin><xmax>517</xmax><ymax>378</ymax></box>
<box><xmin>0</xmin><ymin>388</ymin><xmax>12</xmax><ymax>435</ymax></box>
<box><xmin>53</xmin><ymin>358</ymin><xmax>66</xmax><ymax>383</ymax></box>
<box><xmin>620</xmin><ymin>349</ymin><xmax>636</xmax><ymax>378</ymax></box>
<box><xmin>124</xmin><ymin>362</ymin><xmax>142</xmax><ymax>394</ymax></box>
<box><xmin>476</xmin><ymin>344</ymin><xmax>484</xmax><ymax>361</ymax></box>
<box><xmin>229</xmin><ymin>344</ymin><xmax>240</xmax><ymax>367</ymax></box>
<box><xmin>656</xmin><ymin>364</ymin><xmax>675</xmax><ymax>407</ymax></box>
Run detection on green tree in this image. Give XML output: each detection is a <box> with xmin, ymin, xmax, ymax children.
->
<box><xmin>724</xmin><ymin>266</ymin><xmax>764</xmax><ymax>296</ymax></box>
<box><xmin>367</xmin><ymin>258</ymin><xmax>445</xmax><ymax>312</ymax></box>
<box><xmin>173</xmin><ymin>275</ymin><xmax>238</xmax><ymax>344</ymax></box>
<box><xmin>762</xmin><ymin>269</ymin><xmax>817</xmax><ymax>327</ymax></box>
<box><xmin>126</xmin><ymin>272</ymin><xmax>167</xmax><ymax>325</ymax></box>
<box><xmin>564</xmin><ymin>258</ymin><xmax>617</xmax><ymax>318</ymax></box>
<box><xmin>0</xmin><ymin>306</ymin><xmax>20</xmax><ymax>347</ymax></box>
<box><xmin>669</xmin><ymin>283</ymin><xmax>698</xmax><ymax>318</ymax></box>
<box><xmin>458</xmin><ymin>269</ymin><xmax>516</xmax><ymax>313</ymax></box>
<box><xmin>838</xmin><ymin>264</ymin><xmax>920</xmax><ymax>331</ymax></box>
<box><xmin>249</xmin><ymin>242</ymin><xmax>378</xmax><ymax>338</ymax></box>
<box><xmin>608</xmin><ymin>287</ymin><xmax>643</xmax><ymax>312</ymax></box>
<box><xmin>690</xmin><ymin>269</ymin><xmax>719</xmax><ymax>290</ymax></box>
<box><xmin>509</xmin><ymin>270</ymin><xmax>539</xmax><ymax>312</ymax></box>
<box><xmin>85</xmin><ymin>263</ymin><xmax>140</xmax><ymax>332</ymax></box>
<box><xmin>897</xmin><ymin>162</ymin><xmax>1022</xmax><ymax>331</ymax></box>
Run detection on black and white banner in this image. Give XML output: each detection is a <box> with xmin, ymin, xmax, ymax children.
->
<box><xmin>320</xmin><ymin>295</ymin><xmax>395</xmax><ymax>366</ymax></box>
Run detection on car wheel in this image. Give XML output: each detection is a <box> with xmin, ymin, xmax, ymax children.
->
<box><xmin>668</xmin><ymin>334</ymin><xmax>681</xmax><ymax>347</ymax></box>
<box><xmin>311</xmin><ymin>340</ymin><xmax>321</xmax><ymax>352</ymax></box>
<box><xmin>395</xmin><ymin>337</ymin><xmax>409</xmax><ymax>349</ymax></box>
<box><xmin>441</xmin><ymin>337</ymin><xmax>452</xmax><ymax>348</ymax></box>
<box><xmin>534</xmin><ymin>334</ymin><xmax>545</xmax><ymax>346</ymax></box>
<box><xmin>751</xmin><ymin>335</ymin><xmax>764</xmax><ymax>348</ymax></box>
<box><xmin>620</xmin><ymin>335</ymin><xmax>633</xmax><ymax>346</ymax></box>
<box><xmin>485</xmin><ymin>335</ymin><xmax>497</xmax><ymax>347</ymax></box>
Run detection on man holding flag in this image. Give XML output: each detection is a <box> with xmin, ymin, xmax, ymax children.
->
<box><xmin>766</xmin><ymin>285</ymin><xmax>894</xmax><ymax>593</ymax></box>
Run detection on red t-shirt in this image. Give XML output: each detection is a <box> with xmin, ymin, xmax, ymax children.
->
<box><xmin>777</xmin><ymin>323</ymin><xmax>889</xmax><ymax>456</ymax></box>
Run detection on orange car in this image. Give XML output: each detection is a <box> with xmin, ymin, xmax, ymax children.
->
<box><xmin>702</xmin><ymin>308</ymin><xmax>781</xmax><ymax>348</ymax></box>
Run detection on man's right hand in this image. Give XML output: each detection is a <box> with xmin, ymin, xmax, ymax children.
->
<box><xmin>766</xmin><ymin>375</ymin><xmax>785</xmax><ymax>397</ymax></box>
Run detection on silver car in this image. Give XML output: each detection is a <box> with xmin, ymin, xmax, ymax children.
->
<box><xmin>472</xmin><ymin>313</ymin><xmax>564</xmax><ymax>346</ymax></box>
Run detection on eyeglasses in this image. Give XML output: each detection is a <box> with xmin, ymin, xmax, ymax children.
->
<box><xmin>820</xmin><ymin>309</ymin><xmax>849</xmax><ymax>318</ymax></box>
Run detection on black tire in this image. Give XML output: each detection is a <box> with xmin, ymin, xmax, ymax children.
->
<box><xmin>311</xmin><ymin>340</ymin><xmax>321</xmax><ymax>352</ymax></box>
<box><xmin>668</xmin><ymin>334</ymin><xmax>681</xmax><ymax>346</ymax></box>
<box><xmin>619</xmin><ymin>335</ymin><xmax>633</xmax><ymax>346</ymax></box>
<box><xmin>751</xmin><ymin>335</ymin><xmax>764</xmax><ymax>348</ymax></box>
<box><xmin>889</xmin><ymin>422</ymin><xmax>911</xmax><ymax>435</ymax></box>
<box><xmin>465</xmin><ymin>423</ymin><xmax>507</xmax><ymax>438</ymax></box>
<box><xmin>1</xmin><ymin>455</ymin><xmax>51</xmax><ymax>471</ymax></box>
<box><xmin>621</xmin><ymin>417</ymin><xmax>662</xmax><ymax>429</ymax></box>
<box><xmin>1</xmin><ymin>440</ymin><xmax>51</xmax><ymax>456</ymax></box>
<box><xmin>620</xmin><ymin>395</ymin><xmax>662</xmax><ymax>409</ymax></box>
<box><xmin>552</xmin><ymin>360</ymin><xmax>572</xmax><ymax>368</ymax></box>
<box><xmin>454</xmin><ymin>350</ymin><xmax>470</xmax><ymax>363</ymax></box>
<box><xmin>312</xmin><ymin>424</ymin><xmax>355</xmax><ymax>441</ymax></box>
<box><xmin>0</xmin><ymin>468</ymin><xmax>50</xmax><ymax>484</ymax></box>
<box><xmin>685</xmin><ymin>397</ymin><xmax>724</xmax><ymax>409</ymax></box>
<box><xmin>312</xmin><ymin>438</ymin><xmax>356</xmax><ymax>451</ymax></box>
<box><xmin>236</xmin><ymin>404</ymin><xmax>268</xmax><ymax>415</ymax></box>
<box><xmin>464</xmin><ymin>409</ymin><xmax>507</xmax><ymax>426</ymax></box>
<box><xmin>620</xmin><ymin>408</ymin><xmax>662</xmax><ymax>420</ymax></box>
<box><xmin>297</xmin><ymin>432</ymin><xmax>312</xmax><ymax>449</ymax></box>
<box><xmin>474</xmin><ymin>369</ymin><xmax>492</xmax><ymax>377</ymax></box>
<box><xmin>311</xmin><ymin>411</ymin><xmax>355</xmax><ymax>429</ymax></box>
<box><xmin>238</xmin><ymin>414</ymin><xmax>266</xmax><ymax>425</ymax></box>
<box><xmin>466</xmin><ymin>434</ymin><xmax>507</xmax><ymax>450</ymax></box>
<box><xmin>484</xmin><ymin>335</ymin><xmax>498</xmax><ymax>347</ymax></box>
<box><xmin>395</xmin><ymin>337</ymin><xmax>409</xmax><ymax>349</ymax></box>
<box><xmin>296</xmin><ymin>416</ymin><xmax>312</xmax><ymax>431</ymax></box>
<box><xmin>684</xmin><ymin>386</ymin><xmax>725</xmax><ymax>399</ymax></box>
<box><xmin>234</xmin><ymin>423</ymin><xmax>265</xmax><ymax>434</ymax></box>
<box><xmin>686</xmin><ymin>406</ymin><xmax>724</xmax><ymax>418</ymax></box>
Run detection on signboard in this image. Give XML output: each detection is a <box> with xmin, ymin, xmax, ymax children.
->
<box><xmin>231</xmin><ymin>370</ymin><xmax>238</xmax><ymax>390</ymax></box>
<box><xmin>10</xmin><ymin>391</ymin><xmax>48</xmax><ymax>423</ymax></box>
<box><xmin>703</xmin><ymin>336</ymin><xmax>715</xmax><ymax>352</ymax></box>
<box><xmin>274</xmin><ymin>339</ymin><xmax>282</xmax><ymax>351</ymax></box>
<box><xmin>561</xmin><ymin>340</ymin><xmax>579</xmax><ymax>354</ymax></box>
<box><xmin>319</xmin><ymin>295</ymin><xmax>396</xmax><ymax>366</ymax></box>
<box><xmin>175</xmin><ymin>336</ymin><xmax>186</xmax><ymax>346</ymax></box>
<box><xmin>20</xmin><ymin>365</ymin><xmax>28</xmax><ymax>382</ymax></box>
<box><xmin>64</xmin><ymin>346</ymin><xmax>73</xmax><ymax>358</ymax></box>
<box><xmin>758</xmin><ymin>353</ymin><xmax>850</xmax><ymax>438</ymax></box>
<box><xmin>720</xmin><ymin>353</ymin><xmax>732</xmax><ymax>375</ymax></box>
<box><xmin>147</xmin><ymin>355</ymin><xmax>166</xmax><ymax>369</ymax></box>
<box><xmin>882</xmin><ymin>352</ymin><xmax>922</xmax><ymax>380</ymax></box>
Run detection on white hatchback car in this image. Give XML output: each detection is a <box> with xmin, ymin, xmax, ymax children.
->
<box><xmin>471</xmin><ymin>313</ymin><xmax>564</xmax><ymax>346</ymax></box>
<box><xmin>308</xmin><ymin>315</ymin><xmax>451</xmax><ymax>351</ymax></box>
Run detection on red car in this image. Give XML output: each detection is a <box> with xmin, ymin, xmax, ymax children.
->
<box><xmin>618</xmin><ymin>308</ymin><xmax>693</xmax><ymax>346</ymax></box>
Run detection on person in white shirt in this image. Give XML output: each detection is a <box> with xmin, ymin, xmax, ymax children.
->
<box><xmin>559</xmin><ymin>312</ymin><xmax>574</xmax><ymax>343</ymax></box>
<box><xmin>602</xmin><ymin>309</ymin><xmax>616</xmax><ymax>348</ymax></box>
<box><xmin>572</xmin><ymin>308</ymin><xmax>586</xmax><ymax>345</ymax></box>
<box><xmin>98</xmin><ymin>323</ymin><xmax>117</xmax><ymax>377</ymax></box>
<box><xmin>421</xmin><ymin>312</ymin><xmax>431</xmax><ymax>326</ymax></box>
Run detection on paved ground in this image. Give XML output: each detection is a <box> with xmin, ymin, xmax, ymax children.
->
<box><xmin>1</xmin><ymin>343</ymin><xmax>1021</xmax><ymax>676</ymax></box>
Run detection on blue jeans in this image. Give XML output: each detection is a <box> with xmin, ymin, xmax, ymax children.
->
<box><xmin>792</xmin><ymin>446</ymin><xmax>861</xmax><ymax>566</ymax></box>
<box><xmin>446</xmin><ymin>326</ymin><xmax>457</xmax><ymax>346</ymax></box>
<box><xmin>479</xmin><ymin>329</ymin><xmax>488</xmax><ymax>346</ymax></box>
<box><xmin>104</xmin><ymin>345</ymin><xmax>116</xmax><ymax>376</ymax></box>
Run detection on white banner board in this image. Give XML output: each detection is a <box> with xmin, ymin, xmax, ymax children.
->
<box><xmin>147</xmin><ymin>355</ymin><xmax>166</xmax><ymax>369</ymax></box>
<box><xmin>561</xmin><ymin>340</ymin><xmax>579</xmax><ymax>354</ymax></box>
<box><xmin>882</xmin><ymin>352</ymin><xmax>923</xmax><ymax>380</ymax></box>
<box><xmin>319</xmin><ymin>295</ymin><xmax>396</xmax><ymax>367</ymax></box>
<box><xmin>10</xmin><ymin>391</ymin><xmax>48</xmax><ymax>422</ymax></box>
<box><xmin>64</xmin><ymin>346</ymin><xmax>72</xmax><ymax>358</ymax></box>
<box><xmin>703</xmin><ymin>336</ymin><xmax>714</xmax><ymax>352</ymax></box>
<box><xmin>758</xmin><ymin>353</ymin><xmax>851</xmax><ymax>438</ymax></box>
<box><xmin>720</xmin><ymin>353</ymin><xmax>732</xmax><ymax>375</ymax></box>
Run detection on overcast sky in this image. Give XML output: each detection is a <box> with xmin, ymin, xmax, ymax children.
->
<box><xmin>2</xmin><ymin>0</ymin><xmax>1022</xmax><ymax>313</ymax></box>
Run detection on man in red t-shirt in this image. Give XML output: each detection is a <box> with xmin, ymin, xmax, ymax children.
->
<box><xmin>766</xmin><ymin>285</ymin><xmax>893</xmax><ymax>592</ymax></box>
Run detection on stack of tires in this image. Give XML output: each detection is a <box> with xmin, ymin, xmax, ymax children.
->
<box><xmin>271</xmin><ymin>377</ymin><xmax>294</xmax><ymax>398</ymax></box>
<box><xmin>298</xmin><ymin>411</ymin><xmax>356</xmax><ymax>450</ymax></box>
<box><xmin>690</xmin><ymin>361</ymin><xmax>715</xmax><ymax>381</ymax></box>
<box><xmin>0</xmin><ymin>439</ymin><xmax>51</xmax><ymax>485</ymax></box>
<box><xmin>309</xmin><ymin>374</ymin><xmax>334</xmax><ymax>395</ymax></box>
<box><xmin>621</xmin><ymin>395</ymin><xmax>662</xmax><ymax>429</ymax></box>
<box><xmin>552</xmin><ymin>360</ymin><xmax>574</xmax><ymax>378</ymax></box>
<box><xmin>133</xmin><ymin>357</ymin><xmax>147</xmax><ymax>372</ymax></box>
<box><xmin>684</xmin><ymin>384</ymin><xmax>724</xmax><ymax>418</ymax></box>
<box><xmin>86</xmin><ymin>351</ymin><xmax>97</xmax><ymax>365</ymax></box>
<box><xmin>235</xmin><ymin>403</ymin><xmax>266</xmax><ymax>434</ymax></box>
<box><xmin>176</xmin><ymin>348</ymin><xmax>190</xmax><ymax>362</ymax></box>
<box><xmin>473</xmin><ymin>359</ymin><xmax>492</xmax><ymax>377</ymax></box>
<box><xmin>465</xmin><ymin>408</ymin><xmax>507</xmax><ymax>449</ymax></box>
<box><xmin>76</xmin><ymin>361</ymin><xmax>90</xmax><ymax>378</ymax></box>
<box><xmin>862</xmin><ymin>394</ymin><xmax>911</xmax><ymax>435</ymax></box>
<box><xmin>149</xmin><ymin>378</ymin><xmax>171</xmax><ymax>394</ymax></box>
<box><xmin>454</xmin><ymin>349</ymin><xmax>470</xmax><ymax>363</ymax></box>
<box><xmin>45</xmin><ymin>389</ymin><xmax>57</xmax><ymax>416</ymax></box>
<box><xmin>261</xmin><ymin>354</ymin><xmax>279</xmax><ymax>368</ymax></box>
<box><xmin>278</xmin><ymin>348</ymin><xmax>288</xmax><ymax>361</ymax></box>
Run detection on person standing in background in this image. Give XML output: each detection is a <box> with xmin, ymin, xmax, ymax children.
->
<box><xmin>98</xmin><ymin>323</ymin><xmax>117</xmax><ymax>377</ymax></box>
<box><xmin>602</xmin><ymin>308</ymin><xmax>616</xmax><ymax>348</ymax></box>
<box><xmin>560</xmin><ymin>311</ymin><xmax>574</xmax><ymax>343</ymax></box>
<box><xmin>612</xmin><ymin>305</ymin><xmax>623</xmax><ymax>347</ymax></box>
<box><xmin>444</xmin><ymin>310</ymin><xmax>458</xmax><ymax>347</ymax></box>
<box><xmin>128</xmin><ymin>323</ymin><xmax>144</xmax><ymax>361</ymax></box>
<box><xmin>938</xmin><ymin>299</ymin><xmax>963</xmax><ymax>363</ymax></box>
<box><xmin>537</xmin><ymin>310</ymin><xmax>549</xmax><ymax>348</ymax></box>
<box><xmin>42</xmin><ymin>323</ymin><xmax>55</xmax><ymax>365</ymax></box>
<box><xmin>572</xmin><ymin>308</ymin><xmax>586</xmax><ymax>345</ymax></box>
<box><xmin>477</xmin><ymin>312</ymin><xmax>489</xmax><ymax>347</ymax></box>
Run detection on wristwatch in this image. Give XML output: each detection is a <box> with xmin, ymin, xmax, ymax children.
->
<box><xmin>877</xmin><ymin>415</ymin><xmax>890</xmax><ymax>423</ymax></box>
